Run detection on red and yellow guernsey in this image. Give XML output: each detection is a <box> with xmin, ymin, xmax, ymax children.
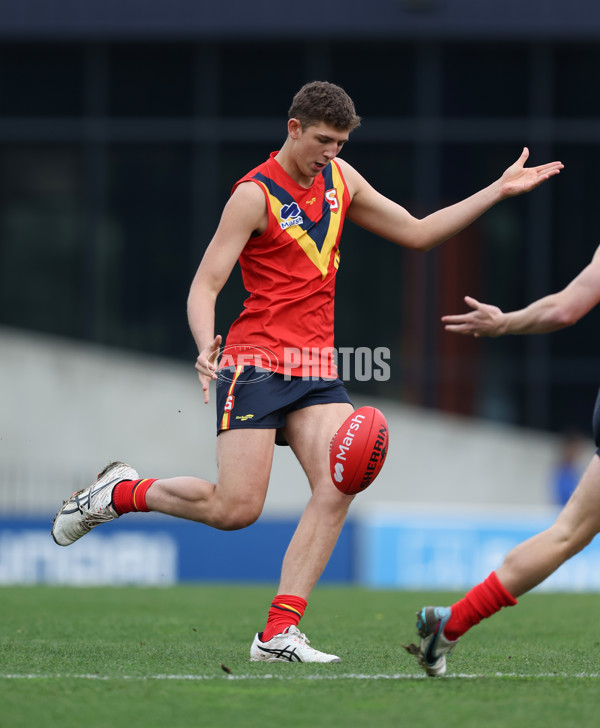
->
<box><xmin>222</xmin><ymin>152</ymin><xmax>351</xmax><ymax>378</ymax></box>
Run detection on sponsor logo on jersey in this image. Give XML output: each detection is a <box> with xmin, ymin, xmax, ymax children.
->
<box><xmin>280</xmin><ymin>202</ymin><xmax>304</xmax><ymax>229</ymax></box>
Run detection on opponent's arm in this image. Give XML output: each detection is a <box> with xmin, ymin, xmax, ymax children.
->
<box><xmin>188</xmin><ymin>182</ymin><xmax>267</xmax><ymax>402</ymax></box>
<box><xmin>442</xmin><ymin>245</ymin><xmax>600</xmax><ymax>337</ymax></box>
<box><xmin>341</xmin><ymin>148</ymin><xmax>563</xmax><ymax>252</ymax></box>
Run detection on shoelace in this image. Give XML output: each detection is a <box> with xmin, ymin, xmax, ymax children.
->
<box><xmin>286</xmin><ymin>627</ymin><xmax>310</xmax><ymax>644</ymax></box>
<box><xmin>78</xmin><ymin>505</ymin><xmax>115</xmax><ymax>531</ymax></box>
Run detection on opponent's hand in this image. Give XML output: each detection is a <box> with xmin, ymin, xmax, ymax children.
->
<box><xmin>441</xmin><ymin>296</ymin><xmax>506</xmax><ymax>338</ymax></box>
<box><xmin>499</xmin><ymin>147</ymin><xmax>563</xmax><ymax>198</ymax></box>
<box><xmin>195</xmin><ymin>334</ymin><xmax>222</xmax><ymax>403</ymax></box>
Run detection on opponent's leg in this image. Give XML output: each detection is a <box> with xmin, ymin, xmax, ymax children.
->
<box><xmin>497</xmin><ymin>452</ymin><xmax>600</xmax><ymax>596</ymax></box>
<box><xmin>407</xmin><ymin>453</ymin><xmax>600</xmax><ymax>676</ymax></box>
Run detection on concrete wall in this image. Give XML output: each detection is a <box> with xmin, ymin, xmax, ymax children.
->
<box><xmin>0</xmin><ymin>326</ymin><xmax>591</xmax><ymax>516</ymax></box>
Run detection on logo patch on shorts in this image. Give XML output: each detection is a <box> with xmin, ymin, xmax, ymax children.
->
<box><xmin>235</xmin><ymin>414</ymin><xmax>255</xmax><ymax>421</ymax></box>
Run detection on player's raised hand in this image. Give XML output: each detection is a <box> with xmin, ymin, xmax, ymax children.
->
<box><xmin>441</xmin><ymin>296</ymin><xmax>506</xmax><ymax>338</ymax></box>
<box><xmin>499</xmin><ymin>147</ymin><xmax>563</xmax><ymax>198</ymax></box>
<box><xmin>195</xmin><ymin>334</ymin><xmax>222</xmax><ymax>403</ymax></box>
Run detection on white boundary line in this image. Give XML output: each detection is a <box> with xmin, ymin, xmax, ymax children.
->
<box><xmin>1</xmin><ymin>672</ymin><xmax>600</xmax><ymax>681</ymax></box>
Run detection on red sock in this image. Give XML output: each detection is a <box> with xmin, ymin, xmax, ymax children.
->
<box><xmin>261</xmin><ymin>594</ymin><xmax>307</xmax><ymax>642</ymax></box>
<box><xmin>445</xmin><ymin>571</ymin><xmax>518</xmax><ymax>641</ymax></box>
<box><xmin>111</xmin><ymin>478</ymin><xmax>156</xmax><ymax>515</ymax></box>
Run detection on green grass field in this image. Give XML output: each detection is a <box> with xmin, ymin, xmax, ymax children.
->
<box><xmin>1</xmin><ymin>585</ymin><xmax>599</xmax><ymax>728</ymax></box>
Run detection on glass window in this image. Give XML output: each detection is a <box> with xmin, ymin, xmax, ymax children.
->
<box><xmin>437</xmin><ymin>143</ymin><xmax>532</xmax><ymax>422</ymax></box>
<box><xmin>441</xmin><ymin>143</ymin><xmax>530</xmax><ymax>308</ymax></box>
<box><xmin>342</xmin><ymin>141</ymin><xmax>413</xmax><ymax>202</ymax></box>
<box><xmin>332</xmin><ymin>143</ymin><xmax>414</xmax><ymax>398</ymax></box>
<box><xmin>441</xmin><ymin>43</ymin><xmax>529</xmax><ymax>117</ymax></box>
<box><xmin>215</xmin><ymin>142</ymin><xmax>275</xmax><ymax>335</ymax></box>
<box><xmin>0</xmin><ymin>144</ymin><xmax>85</xmax><ymax>336</ymax></box>
<box><xmin>104</xmin><ymin>144</ymin><xmax>194</xmax><ymax>359</ymax></box>
<box><xmin>330</xmin><ymin>42</ymin><xmax>416</xmax><ymax>118</ymax></box>
<box><xmin>0</xmin><ymin>44</ymin><xmax>84</xmax><ymax>117</ymax></box>
<box><xmin>555</xmin><ymin>44</ymin><xmax>600</xmax><ymax>118</ymax></box>
<box><xmin>548</xmin><ymin>379</ymin><xmax>599</xmax><ymax>436</ymax></box>
<box><xmin>219</xmin><ymin>42</ymin><xmax>305</xmax><ymax>117</ymax></box>
<box><xmin>218</xmin><ymin>142</ymin><xmax>276</xmax><ymax>196</ymax></box>
<box><xmin>107</xmin><ymin>44</ymin><xmax>194</xmax><ymax>117</ymax></box>
<box><xmin>550</xmin><ymin>143</ymin><xmax>600</xmax><ymax>360</ymax></box>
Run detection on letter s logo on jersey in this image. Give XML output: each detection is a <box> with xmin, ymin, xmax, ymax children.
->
<box><xmin>325</xmin><ymin>189</ymin><xmax>339</xmax><ymax>212</ymax></box>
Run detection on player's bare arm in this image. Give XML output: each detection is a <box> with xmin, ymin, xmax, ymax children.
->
<box><xmin>188</xmin><ymin>182</ymin><xmax>267</xmax><ymax>402</ymax></box>
<box><xmin>339</xmin><ymin>148</ymin><xmax>563</xmax><ymax>251</ymax></box>
<box><xmin>442</xmin><ymin>244</ymin><xmax>600</xmax><ymax>337</ymax></box>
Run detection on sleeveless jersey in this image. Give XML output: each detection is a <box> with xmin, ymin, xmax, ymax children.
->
<box><xmin>222</xmin><ymin>152</ymin><xmax>351</xmax><ymax>378</ymax></box>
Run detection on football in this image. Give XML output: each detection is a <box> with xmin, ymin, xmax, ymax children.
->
<box><xmin>329</xmin><ymin>406</ymin><xmax>389</xmax><ymax>495</ymax></box>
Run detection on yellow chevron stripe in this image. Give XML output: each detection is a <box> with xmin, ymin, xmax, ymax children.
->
<box><xmin>261</xmin><ymin>163</ymin><xmax>346</xmax><ymax>279</ymax></box>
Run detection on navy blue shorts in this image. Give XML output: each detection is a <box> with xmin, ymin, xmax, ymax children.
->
<box><xmin>593</xmin><ymin>388</ymin><xmax>600</xmax><ymax>456</ymax></box>
<box><xmin>215</xmin><ymin>366</ymin><xmax>352</xmax><ymax>445</ymax></box>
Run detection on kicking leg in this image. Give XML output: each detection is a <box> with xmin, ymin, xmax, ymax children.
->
<box><xmin>146</xmin><ymin>428</ymin><xmax>276</xmax><ymax>530</ymax></box>
<box><xmin>52</xmin><ymin>428</ymin><xmax>276</xmax><ymax>545</ymax></box>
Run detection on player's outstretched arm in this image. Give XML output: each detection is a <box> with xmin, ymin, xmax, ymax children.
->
<box><xmin>442</xmin><ymin>244</ymin><xmax>600</xmax><ymax>337</ymax></box>
<box><xmin>341</xmin><ymin>149</ymin><xmax>563</xmax><ymax>252</ymax></box>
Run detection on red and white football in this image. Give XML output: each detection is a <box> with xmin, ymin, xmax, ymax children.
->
<box><xmin>329</xmin><ymin>406</ymin><xmax>389</xmax><ymax>495</ymax></box>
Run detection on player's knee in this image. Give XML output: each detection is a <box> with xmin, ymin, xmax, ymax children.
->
<box><xmin>314</xmin><ymin>477</ymin><xmax>354</xmax><ymax>511</ymax></box>
<box><xmin>217</xmin><ymin>511</ymin><xmax>261</xmax><ymax>531</ymax></box>
<box><xmin>214</xmin><ymin>499</ymin><xmax>263</xmax><ymax>531</ymax></box>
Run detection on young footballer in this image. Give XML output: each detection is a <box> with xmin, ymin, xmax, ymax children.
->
<box><xmin>52</xmin><ymin>81</ymin><xmax>563</xmax><ymax>663</ymax></box>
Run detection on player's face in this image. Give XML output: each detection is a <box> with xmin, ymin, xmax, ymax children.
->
<box><xmin>292</xmin><ymin>121</ymin><xmax>349</xmax><ymax>178</ymax></box>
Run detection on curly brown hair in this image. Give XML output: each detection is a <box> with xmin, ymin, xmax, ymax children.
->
<box><xmin>288</xmin><ymin>81</ymin><xmax>361</xmax><ymax>132</ymax></box>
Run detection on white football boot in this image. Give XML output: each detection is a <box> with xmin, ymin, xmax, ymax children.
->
<box><xmin>51</xmin><ymin>461</ymin><xmax>138</xmax><ymax>546</ymax></box>
<box><xmin>250</xmin><ymin>625</ymin><xmax>341</xmax><ymax>663</ymax></box>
